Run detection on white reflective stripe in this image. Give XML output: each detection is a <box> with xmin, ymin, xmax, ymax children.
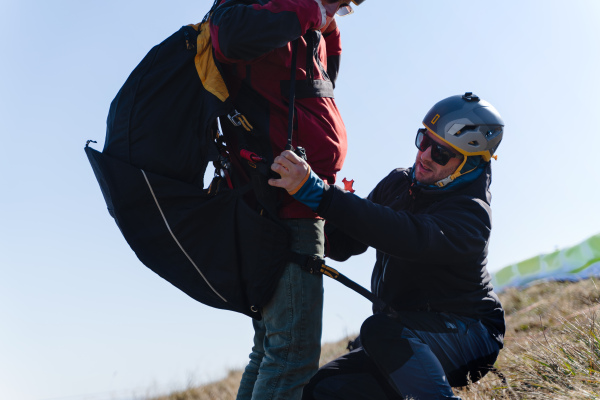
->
<box><xmin>141</xmin><ymin>170</ymin><xmax>227</xmax><ymax>303</ymax></box>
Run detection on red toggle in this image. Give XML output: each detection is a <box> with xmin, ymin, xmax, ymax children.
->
<box><xmin>342</xmin><ymin>178</ymin><xmax>355</xmax><ymax>193</ymax></box>
<box><xmin>240</xmin><ymin>149</ymin><xmax>265</xmax><ymax>163</ymax></box>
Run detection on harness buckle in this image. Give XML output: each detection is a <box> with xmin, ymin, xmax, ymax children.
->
<box><xmin>227</xmin><ymin>109</ymin><xmax>243</xmax><ymax>127</ymax></box>
<box><xmin>227</xmin><ymin>109</ymin><xmax>254</xmax><ymax>131</ymax></box>
<box><xmin>304</xmin><ymin>255</ymin><xmax>325</xmax><ymax>275</ymax></box>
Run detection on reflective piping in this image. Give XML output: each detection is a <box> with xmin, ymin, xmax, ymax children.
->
<box><xmin>141</xmin><ymin>170</ymin><xmax>228</xmax><ymax>303</ymax></box>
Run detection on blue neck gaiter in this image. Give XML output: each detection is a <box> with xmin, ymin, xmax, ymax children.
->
<box><xmin>412</xmin><ymin>156</ymin><xmax>487</xmax><ymax>191</ymax></box>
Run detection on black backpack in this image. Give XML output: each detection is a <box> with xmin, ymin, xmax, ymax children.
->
<box><xmin>85</xmin><ymin>9</ymin><xmax>378</xmax><ymax>319</ymax></box>
<box><xmin>85</xmin><ymin>14</ymin><xmax>294</xmax><ymax>319</ymax></box>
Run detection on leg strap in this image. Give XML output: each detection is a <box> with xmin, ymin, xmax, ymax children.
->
<box><xmin>289</xmin><ymin>252</ymin><xmax>385</xmax><ymax>310</ymax></box>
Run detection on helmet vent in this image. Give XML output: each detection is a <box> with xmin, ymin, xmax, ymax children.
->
<box><xmin>486</xmin><ymin>126</ymin><xmax>503</xmax><ymax>137</ymax></box>
<box><xmin>455</xmin><ymin>125</ymin><xmax>477</xmax><ymax>136</ymax></box>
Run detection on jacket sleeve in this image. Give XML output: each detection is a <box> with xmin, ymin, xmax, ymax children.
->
<box><xmin>323</xmin><ymin>174</ymin><xmax>389</xmax><ymax>262</ymax></box>
<box><xmin>325</xmin><ymin>222</ymin><xmax>368</xmax><ymax>261</ymax></box>
<box><xmin>317</xmin><ymin>184</ymin><xmax>491</xmax><ymax>264</ymax></box>
<box><xmin>210</xmin><ymin>0</ymin><xmax>325</xmax><ymax>63</ymax></box>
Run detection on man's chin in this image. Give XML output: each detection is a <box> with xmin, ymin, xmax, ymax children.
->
<box><xmin>415</xmin><ymin>173</ymin><xmax>434</xmax><ymax>185</ymax></box>
<box><xmin>415</xmin><ymin>167</ymin><xmax>433</xmax><ymax>185</ymax></box>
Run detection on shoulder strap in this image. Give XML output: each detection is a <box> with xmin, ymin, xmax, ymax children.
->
<box><xmin>285</xmin><ymin>39</ymin><xmax>299</xmax><ymax>151</ymax></box>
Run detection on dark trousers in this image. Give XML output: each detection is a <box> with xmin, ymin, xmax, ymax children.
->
<box><xmin>303</xmin><ymin>311</ymin><xmax>501</xmax><ymax>400</ymax></box>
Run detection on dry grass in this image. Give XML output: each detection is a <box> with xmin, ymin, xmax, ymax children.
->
<box><xmin>453</xmin><ymin>278</ymin><xmax>600</xmax><ymax>400</ymax></box>
<box><xmin>149</xmin><ymin>370</ymin><xmax>244</xmax><ymax>400</ymax></box>
<box><xmin>148</xmin><ymin>338</ymin><xmax>355</xmax><ymax>400</ymax></box>
<box><xmin>149</xmin><ymin>278</ymin><xmax>600</xmax><ymax>400</ymax></box>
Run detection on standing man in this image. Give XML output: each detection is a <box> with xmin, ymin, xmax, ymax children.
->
<box><xmin>209</xmin><ymin>1</ymin><xmax>366</xmax><ymax>399</ymax></box>
<box><xmin>270</xmin><ymin>93</ymin><xmax>506</xmax><ymax>399</ymax></box>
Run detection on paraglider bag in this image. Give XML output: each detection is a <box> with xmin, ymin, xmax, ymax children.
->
<box><xmin>85</xmin><ymin>23</ymin><xmax>290</xmax><ymax>319</ymax></box>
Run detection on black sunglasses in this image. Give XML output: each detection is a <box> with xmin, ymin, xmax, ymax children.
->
<box><xmin>415</xmin><ymin>129</ymin><xmax>461</xmax><ymax>166</ymax></box>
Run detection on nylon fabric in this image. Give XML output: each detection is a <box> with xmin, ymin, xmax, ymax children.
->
<box><xmin>86</xmin><ymin>147</ymin><xmax>291</xmax><ymax>318</ymax></box>
<box><xmin>195</xmin><ymin>21</ymin><xmax>229</xmax><ymax>102</ymax></box>
<box><xmin>302</xmin><ymin>349</ymin><xmax>401</xmax><ymax>400</ymax></box>
<box><xmin>87</xmin><ymin>20</ymin><xmax>294</xmax><ymax>319</ymax></box>
<box><xmin>211</xmin><ymin>0</ymin><xmax>347</xmax><ymax>220</ymax></box>
<box><xmin>318</xmin><ymin>164</ymin><xmax>505</xmax><ymax>345</ymax></box>
<box><xmin>361</xmin><ymin>314</ymin><xmax>460</xmax><ymax>398</ymax></box>
<box><xmin>104</xmin><ymin>25</ymin><xmax>226</xmax><ymax>186</ymax></box>
<box><xmin>304</xmin><ymin>312</ymin><xmax>499</xmax><ymax>399</ymax></box>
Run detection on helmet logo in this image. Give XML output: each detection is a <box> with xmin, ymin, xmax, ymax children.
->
<box><xmin>431</xmin><ymin>114</ymin><xmax>440</xmax><ymax>124</ymax></box>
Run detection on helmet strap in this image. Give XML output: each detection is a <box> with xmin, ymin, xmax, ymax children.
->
<box><xmin>434</xmin><ymin>156</ymin><xmax>482</xmax><ymax>188</ymax></box>
<box><xmin>434</xmin><ymin>175</ymin><xmax>454</xmax><ymax>188</ymax></box>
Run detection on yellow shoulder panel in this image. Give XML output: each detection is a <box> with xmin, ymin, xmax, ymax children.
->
<box><xmin>195</xmin><ymin>21</ymin><xmax>229</xmax><ymax>102</ymax></box>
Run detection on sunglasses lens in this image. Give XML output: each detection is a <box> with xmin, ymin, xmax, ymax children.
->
<box><xmin>415</xmin><ymin>128</ymin><xmax>456</xmax><ymax>166</ymax></box>
<box><xmin>336</xmin><ymin>5</ymin><xmax>353</xmax><ymax>16</ymax></box>
<box><xmin>430</xmin><ymin>144</ymin><xmax>451</xmax><ymax>166</ymax></box>
<box><xmin>415</xmin><ymin>129</ymin><xmax>428</xmax><ymax>151</ymax></box>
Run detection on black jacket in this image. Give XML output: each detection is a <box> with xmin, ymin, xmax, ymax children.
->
<box><xmin>317</xmin><ymin>164</ymin><xmax>505</xmax><ymax>345</ymax></box>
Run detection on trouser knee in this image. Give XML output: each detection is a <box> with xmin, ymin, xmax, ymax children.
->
<box><xmin>360</xmin><ymin>313</ymin><xmax>412</xmax><ymax>365</ymax></box>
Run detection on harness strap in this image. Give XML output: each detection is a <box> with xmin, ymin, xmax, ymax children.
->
<box><xmin>289</xmin><ymin>252</ymin><xmax>385</xmax><ymax>309</ymax></box>
<box><xmin>219</xmin><ymin>36</ymin><xmax>380</xmax><ymax>310</ymax></box>
<box><xmin>285</xmin><ymin>39</ymin><xmax>299</xmax><ymax>150</ymax></box>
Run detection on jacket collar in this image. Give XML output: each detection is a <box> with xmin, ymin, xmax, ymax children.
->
<box><xmin>407</xmin><ymin>162</ymin><xmax>492</xmax><ymax>206</ymax></box>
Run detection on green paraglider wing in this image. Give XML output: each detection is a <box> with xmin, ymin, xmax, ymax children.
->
<box><xmin>491</xmin><ymin>233</ymin><xmax>600</xmax><ymax>292</ymax></box>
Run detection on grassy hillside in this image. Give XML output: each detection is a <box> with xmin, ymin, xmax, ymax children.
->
<box><xmin>150</xmin><ymin>278</ymin><xmax>600</xmax><ymax>399</ymax></box>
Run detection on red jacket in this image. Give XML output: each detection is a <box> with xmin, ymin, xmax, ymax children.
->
<box><xmin>210</xmin><ymin>0</ymin><xmax>347</xmax><ymax>218</ymax></box>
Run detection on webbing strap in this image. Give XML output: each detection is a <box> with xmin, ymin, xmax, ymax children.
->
<box><xmin>290</xmin><ymin>252</ymin><xmax>384</xmax><ymax>308</ymax></box>
<box><xmin>285</xmin><ymin>39</ymin><xmax>299</xmax><ymax>151</ymax></box>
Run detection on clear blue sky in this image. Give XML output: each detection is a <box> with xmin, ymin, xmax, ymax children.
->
<box><xmin>1</xmin><ymin>1</ymin><xmax>599</xmax><ymax>399</ymax></box>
